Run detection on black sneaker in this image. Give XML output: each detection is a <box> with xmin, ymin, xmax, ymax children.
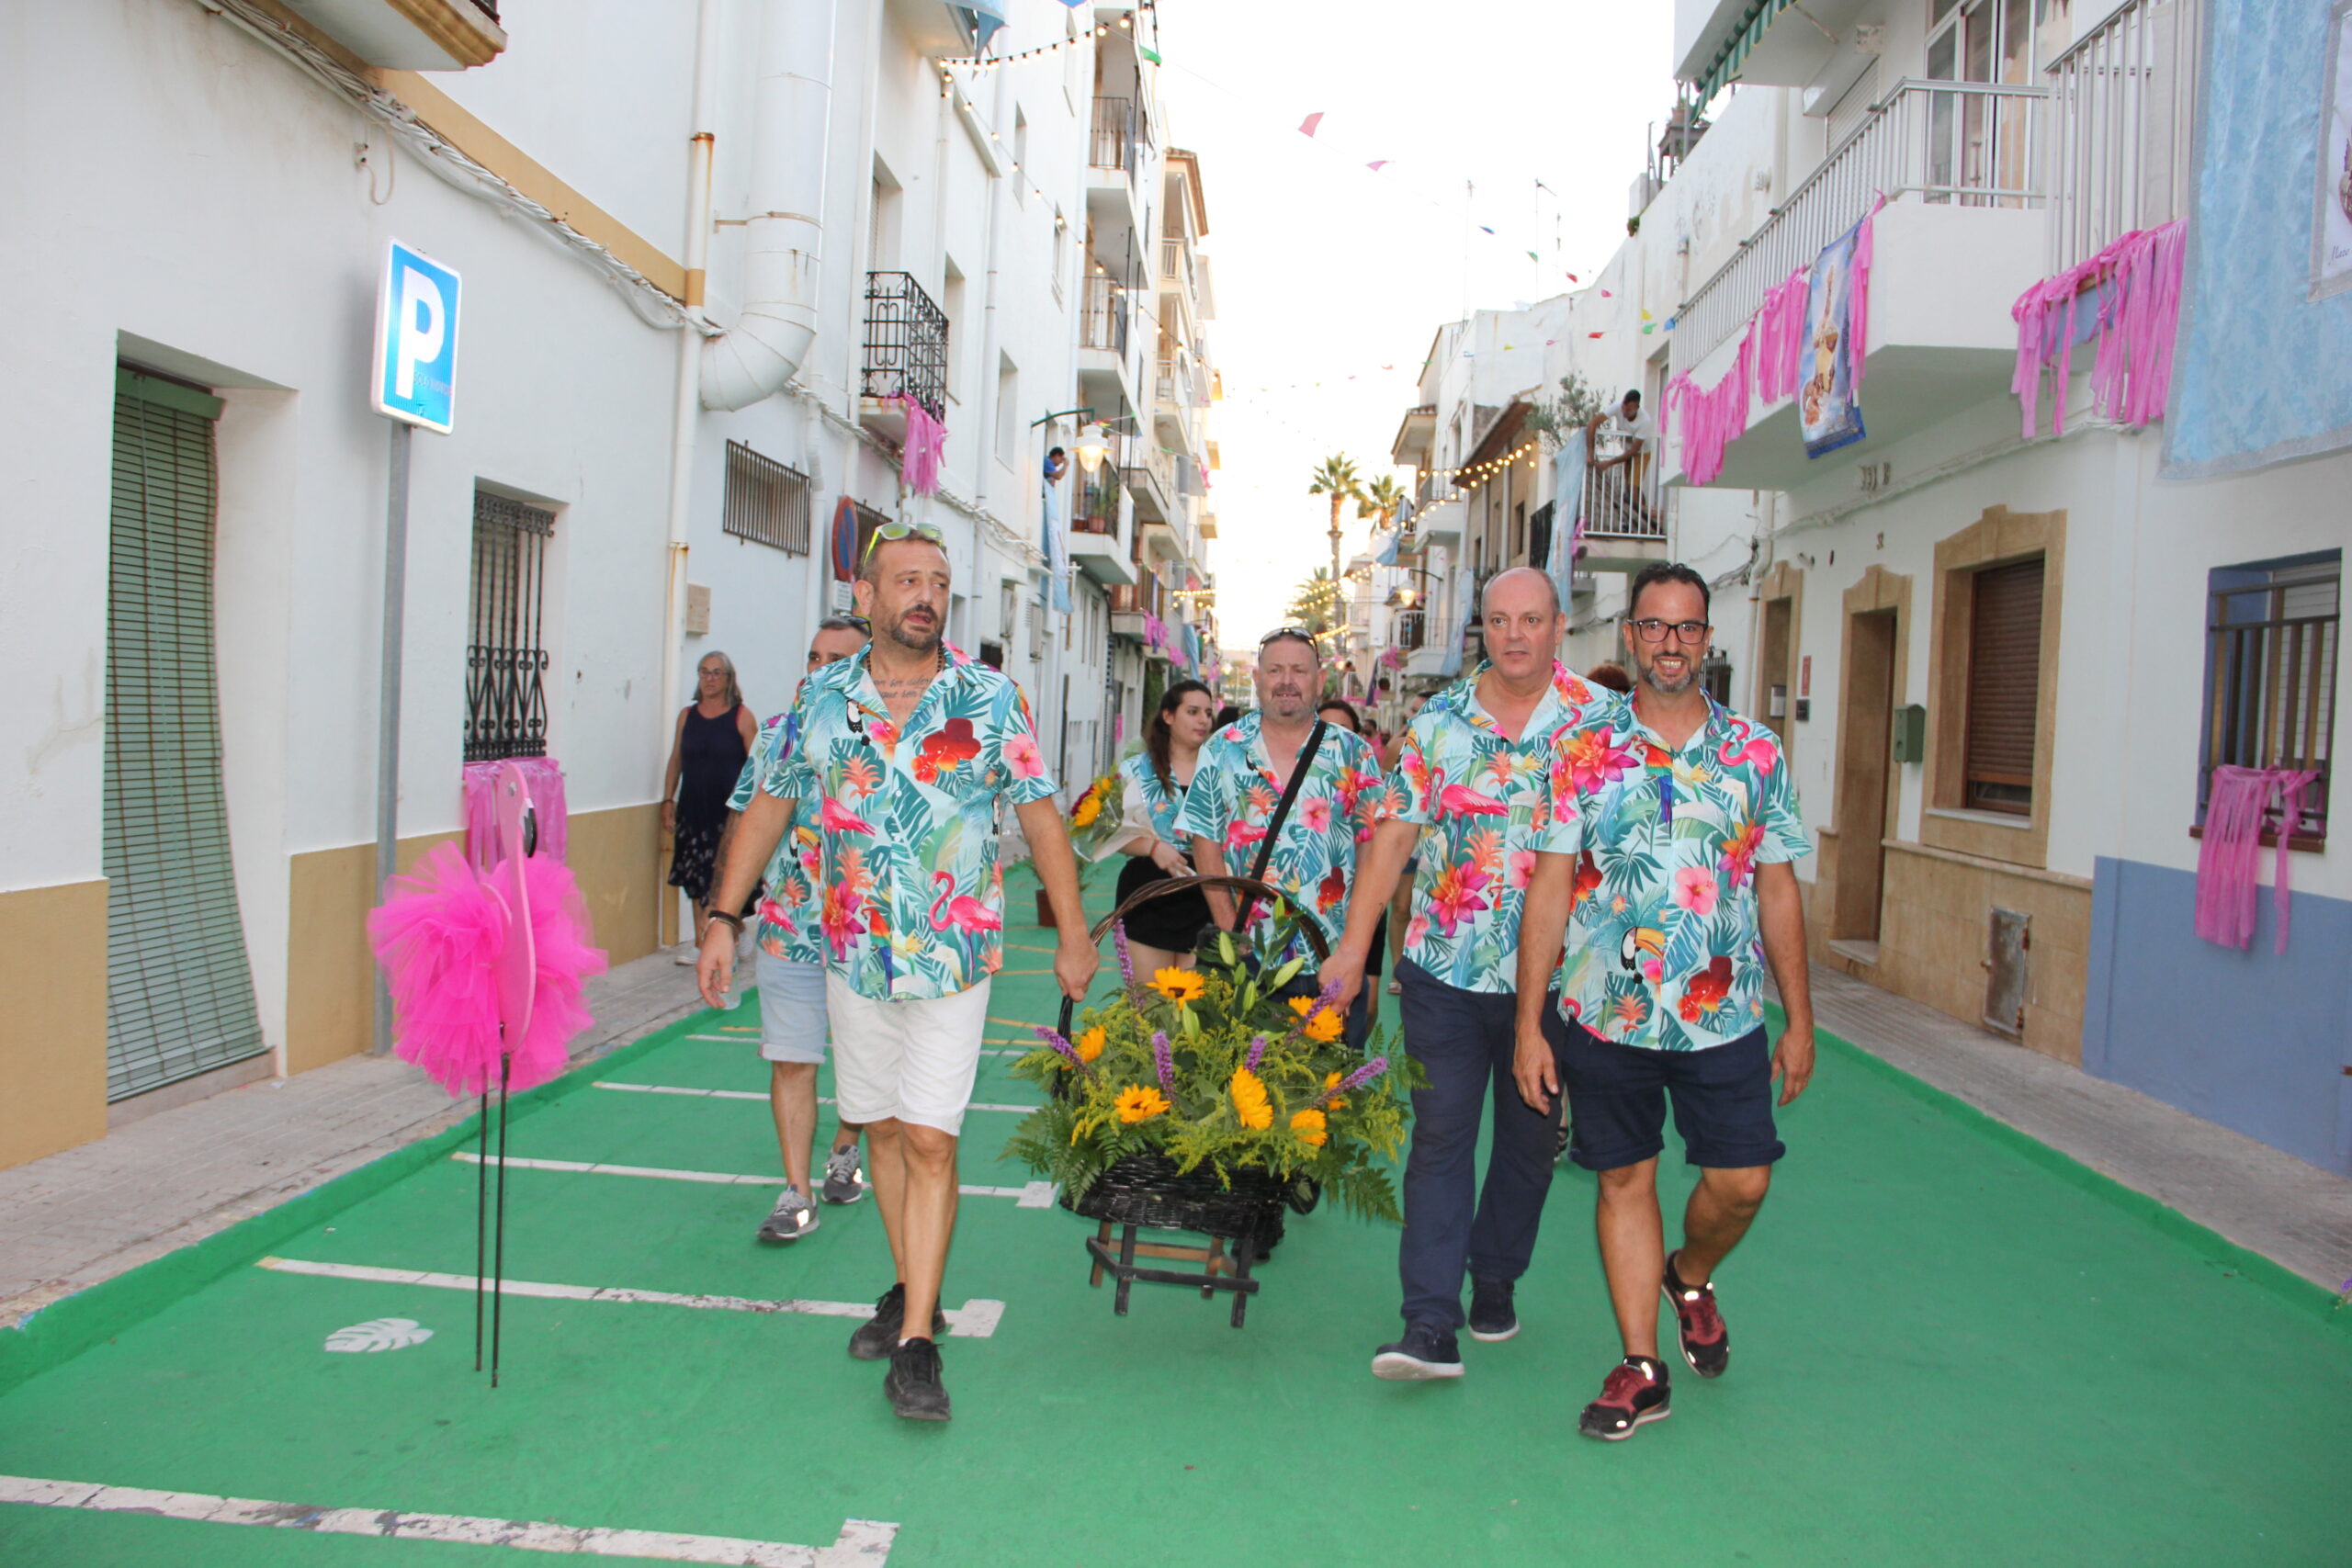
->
<box><xmin>884</xmin><ymin>1337</ymin><xmax>952</xmax><ymax>1421</ymax></box>
<box><xmin>1370</xmin><ymin>1322</ymin><xmax>1464</xmax><ymax>1381</ymax></box>
<box><xmin>1662</xmin><ymin>1250</ymin><xmax>1729</xmax><ymax>1378</ymax></box>
<box><xmin>1466</xmin><ymin>1279</ymin><xmax>1519</xmax><ymax>1342</ymax></box>
<box><xmin>1578</xmin><ymin>1355</ymin><xmax>1671</xmax><ymax>1441</ymax></box>
<box><xmin>847</xmin><ymin>1283</ymin><xmax>949</xmax><ymax>1360</ymax></box>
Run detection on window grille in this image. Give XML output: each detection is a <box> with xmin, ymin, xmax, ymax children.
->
<box><xmin>465</xmin><ymin>491</ymin><xmax>553</xmax><ymax>763</ymax></box>
<box><xmin>2200</xmin><ymin>552</ymin><xmax>2338</xmax><ymax>841</ymax></box>
<box><xmin>1962</xmin><ymin>557</ymin><xmax>2043</xmax><ymax>815</ymax></box>
<box><xmin>722</xmin><ymin>442</ymin><xmax>811</xmax><ymax>555</ymax></box>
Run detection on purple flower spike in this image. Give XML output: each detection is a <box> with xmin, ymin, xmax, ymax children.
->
<box><xmin>1113</xmin><ymin>920</ymin><xmax>1136</xmax><ymax>987</ymax></box>
<box><xmin>1151</xmin><ymin>1030</ymin><xmax>1175</xmax><ymax>1096</ymax></box>
<box><xmin>1243</xmin><ymin>1033</ymin><xmax>1270</xmax><ymax>1073</ymax></box>
<box><xmin>1315</xmin><ymin>976</ymin><xmax>1347</xmax><ymax>1009</ymax></box>
<box><xmin>1331</xmin><ymin>1055</ymin><xmax>1390</xmax><ymax>1100</ymax></box>
<box><xmin>1033</xmin><ymin>1025</ymin><xmax>1086</xmax><ymax>1073</ymax></box>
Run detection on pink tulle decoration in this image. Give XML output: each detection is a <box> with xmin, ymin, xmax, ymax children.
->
<box><xmin>463</xmin><ymin>758</ymin><xmax>569</xmax><ymax>870</ymax></box>
<box><xmin>1664</xmin><ymin>321</ymin><xmax>1756</xmax><ymax>488</ymax></box>
<box><xmin>1754</xmin><ymin>268</ymin><xmax>1810</xmax><ymax>405</ymax></box>
<box><xmin>368</xmin><ymin>842</ymin><xmax>607</xmax><ymax>1097</ymax></box>
<box><xmin>897</xmin><ymin>397</ymin><xmax>946</xmax><ymax>496</ymax></box>
<box><xmin>2011</xmin><ymin>219</ymin><xmax>2187</xmax><ymax>438</ymax></box>
<box><xmin>1848</xmin><ymin>204</ymin><xmax>1878</xmax><ymax>393</ymax></box>
<box><xmin>2194</xmin><ymin>765</ymin><xmax>2319</xmax><ymax>955</ymax></box>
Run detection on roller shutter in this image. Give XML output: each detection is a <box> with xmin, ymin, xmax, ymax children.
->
<box><xmin>103</xmin><ymin>367</ymin><xmax>267</xmax><ymax>1100</ymax></box>
<box><xmin>1963</xmin><ymin>556</ymin><xmax>2044</xmax><ymax>816</ymax></box>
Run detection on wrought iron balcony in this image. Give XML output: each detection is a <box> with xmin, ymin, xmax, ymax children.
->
<box><xmin>1080</xmin><ymin>274</ymin><xmax>1128</xmax><ymax>355</ymax></box>
<box><xmin>861</xmin><ymin>271</ymin><xmax>948</xmax><ymax>423</ymax></box>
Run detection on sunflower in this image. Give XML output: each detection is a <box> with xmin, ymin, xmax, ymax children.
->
<box><xmin>1290</xmin><ymin>1108</ymin><xmax>1329</xmax><ymax>1147</ymax></box>
<box><xmin>1228</xmin><ymin>1067</ymin><xmax>1273</xmax><ymax>1130</ymax></box>
<box><xmin>1302</xmin><ymin>1008</ymin><xmax>1344</xmax><ymax>1044</ymax></box>
<box><xmin>1072</xmin><ymin>797</ymin><xmax>1102</xmax><ymax>828</ymax></box>
<box><xmin>1115</xmin><ymin>1085</ymin><xmax>1171</xmax><ymax>1123</ymax></box>
<box><xmin>1151</xmin><ymin>968</ymin><xmax>1206</xmax><ymax>1003</ymax></box>
<box><xmin>1076</xmin><ymin>1026</ymin><xmax>1105</xmax><ymax>1064</ymax></box>
<box><xmin>1321</xmin><ymin>1069</ymin><xmax>1350</xmax><ymax>1111</ymax></box>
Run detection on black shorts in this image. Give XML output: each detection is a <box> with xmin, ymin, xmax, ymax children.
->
<box><xmin>1114</xmin><ymin>853</ymin><xmax>1213</xmax><ymax>953</ymax></box>
<box><xmin>1555</xmin><ymin>1021</ymin><xmax>1785</xmax><ymax>1172</ymax></box>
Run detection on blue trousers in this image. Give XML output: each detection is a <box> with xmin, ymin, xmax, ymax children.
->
<box><xmin>1395</xmin><ymin>959</ymin><xmax>1568</xmax><ymax>1331</ymax></box>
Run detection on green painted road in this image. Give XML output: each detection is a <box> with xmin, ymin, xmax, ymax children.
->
<box><xmin>3</xmin><ymin>862</ymin><xmax>2348</xmax><ymax>1567</ymax></box>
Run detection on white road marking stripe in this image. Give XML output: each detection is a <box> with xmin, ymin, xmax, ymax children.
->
<box><xmin>255</xmin><ymin>1257</ymin><xmax>1003</xmax><ymax>1338</ymax></box>
<box><xmin>0</xmin><ymin>1473</ymin><xmax>897</xmax><ymax>1565</ymax></box>
<box><xmin>592</xmin><ymin>1082</ymin><xmax>1041</xmax><ymax>1113</ymax></box>
<box><xmin>448</xmin><ymin>1149</ymin><xmax>1052</xmax><ymax>1207</ymax></box>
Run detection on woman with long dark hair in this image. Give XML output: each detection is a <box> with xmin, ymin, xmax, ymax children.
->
<box><xmin>1097</xmin><ymin>679</ymin><xmax>1218</xmax><ymax>975</ymax></box>
<box><xmin>663</xmin><ymin>650</ymin><xmax>759</xmax><ymax>959</ymax></box>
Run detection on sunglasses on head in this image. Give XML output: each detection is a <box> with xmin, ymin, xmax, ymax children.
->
<box><xmin>862</xmin><ymin>520</ymin><xmax>946</xmax><ymax>562</ymax></box>
<box><xmin>1258</xmin><ymin>626</ymin><xmax>1318</xmax><ymax>648</ymax></box>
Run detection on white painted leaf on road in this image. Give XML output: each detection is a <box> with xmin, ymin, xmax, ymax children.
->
<box><xmin>324</xmin><ymin>1317</ymin><xmax>434</xmax><ymax>1353</ymax></box>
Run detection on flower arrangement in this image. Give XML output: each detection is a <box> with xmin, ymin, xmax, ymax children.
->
<box><xmin>1005</xmin><ymin>932</ymin><xmax>1416</xmax><ymax>1222</ymax></box>
<box><xmin>1068</xmin><ymin>773</ymin><xmax>1128</xmax><ymax>858</ymax></box>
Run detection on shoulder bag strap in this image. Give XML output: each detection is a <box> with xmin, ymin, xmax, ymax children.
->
<box><xmin>1235</xmin><ymin>719</ymin><xmax>1329</xmax><ymax>931</ymax></box>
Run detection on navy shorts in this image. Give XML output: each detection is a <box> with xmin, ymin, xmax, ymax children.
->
<box><xmin>1556</xmin><ymin>1021</ymin><xmax>1785</xmax><ymax>1172</ymax></box>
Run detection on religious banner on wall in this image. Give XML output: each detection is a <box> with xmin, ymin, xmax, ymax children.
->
<box><xmin>2312</xmin><ymin>0</ymin><xmax>2352</xmax><ymax>300</ymax></box>
<box><xmin>1800</xmin><ymin>220</ymin><xmax>1869</xmax><ymax>459</ymax></box>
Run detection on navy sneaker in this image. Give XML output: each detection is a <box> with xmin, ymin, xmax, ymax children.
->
<box><xmin>1371</xmin><ymin>1322</ymin><xmax>1464</xmax><ymax>1381</ymax></box>
<box><xmin>1578</xmin><ymin>1355</ymin><xmax>1671</xmax><ymax>1441</ymax></box>
<box><xmin>1466</xmin><ymin>1279</ymin><xmax>1519</xmax><ymax>1342</ymax></box>
<box><xmin>1663</xmin><ymin>1250</ymin><xmax>1730</xmax><ymax>1378</ymax></box>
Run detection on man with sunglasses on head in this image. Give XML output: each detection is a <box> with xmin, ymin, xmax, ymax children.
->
<box><xmin>715</xmin><ymin>616</ymin><xmax>876</xmax><ymax>1247</ymax></box>
<box><xmin>1176</xmin><ymin>627</ymin><xmax>1392</xmax><ymax>1046</ymax></box>
<box><xmin>1512</xmin><ymin>561</ymin><xmax>1815</xmax><ymax>1443</ymax></box>
<box><xmin>699</xmin><ymin>524</ymin><xmax>1098</xmax><ymax>1422</ymax></box>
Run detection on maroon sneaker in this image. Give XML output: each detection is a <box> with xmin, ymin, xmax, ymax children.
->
<box><xmin>1663</xmin><ymin>1250</ymin><xmax>1729</xmax><ymax>1378</ymax></box>
<box><xmin>1577</xmin><ymin>1355</ymin><xmax>1671</xmax><ymax>1441</ymax></box>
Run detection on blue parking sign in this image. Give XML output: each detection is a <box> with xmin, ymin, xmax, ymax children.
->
<box><xmin>371</xmin><ymin>241</ymin><xmax>460</xmax><ymax>433</ymax></box>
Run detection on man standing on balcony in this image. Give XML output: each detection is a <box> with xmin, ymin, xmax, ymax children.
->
<box><xmin>1179</xmin><ymin>628</ymin><xmax>1392</xmax><ymax>1047</ymax></box>
<box><xmin>1593</xmin><ymin>389</ymin><xmax>1657</xmax><ymax>524</ymax></box>
<box><xmin>1510</xmin><ymin>561</ymin><xmax>1815</xmax><ymax>1442</ymax></box>
<box><xmin>1317</xmin><ymin>568</ymin><xmax>1624</xmax><ymax>1380</ymax></box>
<box><xmin>698</xmin><ymin>525</ymin><xmax>1098</xmax><ymax>1422</ymax></box>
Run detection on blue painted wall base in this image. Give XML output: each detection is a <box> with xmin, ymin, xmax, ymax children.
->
<box><xmin>2085</xmin><ymin>858</ymin><xmax>2352</xmax><ymax>1176</ymax></box>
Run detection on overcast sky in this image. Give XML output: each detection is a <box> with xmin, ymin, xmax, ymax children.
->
<box><xmin>1148</xmin><ymin>0</ymin><xmax>1678</xmax><ymax>647</ymax></box>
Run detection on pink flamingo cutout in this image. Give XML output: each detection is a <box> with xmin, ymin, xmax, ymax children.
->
<box><xmin>929</xmin><ymin>872</ymin><xmax>1002</xmax><ymax>933</ymax></box>
<box><xmin>820</xmin><ymin>795</ymin><xmax>878</xmax><ymax>835</ymax></box>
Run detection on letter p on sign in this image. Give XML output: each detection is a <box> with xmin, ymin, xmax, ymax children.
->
<box><xmin>371</xmin><ymin>241</ymin><xmax>461</xmax><ymax>434</ymax></box>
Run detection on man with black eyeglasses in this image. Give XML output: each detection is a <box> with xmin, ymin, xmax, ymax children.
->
<box><xmin>1512</xmin><ymin>561</ymin><xmax>1816</xmax><ymax>1443</ymax></box>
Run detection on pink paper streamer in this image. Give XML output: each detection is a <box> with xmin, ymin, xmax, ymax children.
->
<box><xmin>1664</xmin><ymin>321</ymin><xmax>1756</xmax><ymax>489</ymax></box>
<box><xmin>896</xmin><ymin>396</ymin><xmax>946</xmax><ymax>496</ymax></box>
<box><xmin>2010</xmin><ymin>219</ymin><xmax>2187</xmax><ymax>438</ymax></box>
<box><xmin>1754</xmin><ymin>268</ymin><xmax>1810</xmax><ymax>405</ymax></box>
<box><xmin>2194</xmin><ymin>765</ymin><xmax>2320</xmax><ymax>954</ymax></box>
<box><xmin>463</xmin><ymin>758</ymin><xmax>569</xmax><ymax>870</ymax></box>
<box><xmin>1848</xmin><ymin>204</ymin><xmax>1878</xmax><ymax>393</ymax></box>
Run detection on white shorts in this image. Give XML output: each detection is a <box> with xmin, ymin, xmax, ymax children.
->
<box><xmin>824</xmin><ymin>975</ymin><xmax>993</xmax><ymax>1136</ymax></box>
<box><xmin>755</xmin><ymin>949</ymin><xmax>830</xmax><ymax>1065</ymax></box>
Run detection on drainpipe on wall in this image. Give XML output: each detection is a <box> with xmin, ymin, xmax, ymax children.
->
<box><xmin>700</xmin><ymin>0</ymin><xmax>836</xmax><ymax>412</ymax></box>
<box><xmin>658</xmin><ymin>0</ymin><xmax>725</xmax><ymax>946</ymax></box>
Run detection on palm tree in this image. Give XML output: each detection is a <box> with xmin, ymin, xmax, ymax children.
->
<box><xmin>1306</xmin><ymin>455</ymin><xmax>1363</xmax><ymax>615</ymax></box>
<box><xmin>1359</xmin><ymin>473</ymin><xmax>1408</xmax><ymax>535</ymax></box>
<box><xmin>1284</xmin><ymin>568</ymin><xmax>1342</xmax><ymax>642</ymax></box>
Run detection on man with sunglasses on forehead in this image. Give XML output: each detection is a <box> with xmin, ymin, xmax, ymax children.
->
<box><xmin>1176</xmin><ymin>627</ymin><xmax>1393</xmax><ymax>1046</ymax></box>
<box><xmin>699</xmin><ymin>522</ymin><xmax>1098</xmax><ymax>1421</ymax></box>
<box><xmin>1512</xmin><ymin>561</ymin><xmax>1815</xmax><ymax>1443</ymax></box>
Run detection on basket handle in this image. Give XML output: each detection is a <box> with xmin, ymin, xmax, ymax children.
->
<box><xmin>1055</xmin><ymin>874</ymin><xmax>1332</xmax><ymax>1039</ymax></box>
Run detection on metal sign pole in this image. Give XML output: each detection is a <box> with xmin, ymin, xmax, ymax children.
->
<box><xmin>371</xmin><ymin>419</ymin><xmax>413</xmax><ymax>1056</ymax></box>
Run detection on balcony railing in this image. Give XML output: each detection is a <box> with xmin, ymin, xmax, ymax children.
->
<box><xmin>1080</xmin><ymin>274</ymin><xmax>1128</xmax><ymax>355</ymax></box>
<box><xmin>1582</xmin><ymin>442</ymin><xmax>1668</xmax><ymax>540</ymax></box>
<box><xmin>1395</xmin><ymin>610</ymin><xmax>1427</xmax><ymax>651</ymax></box>
<box><xmin>1675</xmin><ymin>78</ymin><xmax>2050</xmax><ymax>366</ymax></box>
<box><xmin>1091</xmin><ymin>96</ymin><xmax>1137</xmax><ymax>174</ymax></box>
<box><xmin>2046</xmin><ymin>0</ymin><xmax>2201</xmax><ymax>273</ymax></box>
<box><xmin>861</xmin><ymin>271</ymin><xmax>947</xmax><ymax>423</ymax></box>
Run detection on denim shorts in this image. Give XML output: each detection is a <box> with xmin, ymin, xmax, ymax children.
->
<box><xmin>1556</xmin><ymin>1021</ymin><xmax>1785</xmax><ymax>1172</ymax></box>
<box><xmin>754</xmin><ymin>949</ymin><xmax>830</xmax><ymax>1065</ymax></box>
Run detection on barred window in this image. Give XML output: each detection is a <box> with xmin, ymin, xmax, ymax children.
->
<box><xmin>2201</xmin><ymin>551</ymin><xmax>2338</xmax><ymax>842</ymax></box>
<box><xmin>722</xmin><ymin>441</ymin><xmax>811</xmax><ymax>555</ymax></box>
<box><xmin>466</xmin><ymin>492</ymin><xmax>553</xmax><ymax>762</ymax></box>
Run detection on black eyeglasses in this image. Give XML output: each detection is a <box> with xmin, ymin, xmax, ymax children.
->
<box><xmin>1627</xmin><ymin>618</ymin><xmax>1711</xmax><ymax>644</ymax></box>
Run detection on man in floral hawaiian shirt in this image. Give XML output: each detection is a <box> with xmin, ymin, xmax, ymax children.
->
<box><xmin>1176</xmin><ymin>628</ymin><xmax>1393</xmax><ymax>1047</ymax></box>
<box><xmin>720</xmin><ymin>616</ymin><xmax>872</xmax><ymax>1247</ymax></box>
<box><xmin>1512</xmin><ymin>561</ymin><xmax>1815</xmax><ymax>1444</ymax></box>
<box><xmin>700</xmin><ymin>528</ymin><xmax>1097</xmax><ymax>1422</ymax></box>
<box><xmin>1318</xmin><ymin>568</ymin><xmax>1626</xmax><ymax>1381</ymax></box>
